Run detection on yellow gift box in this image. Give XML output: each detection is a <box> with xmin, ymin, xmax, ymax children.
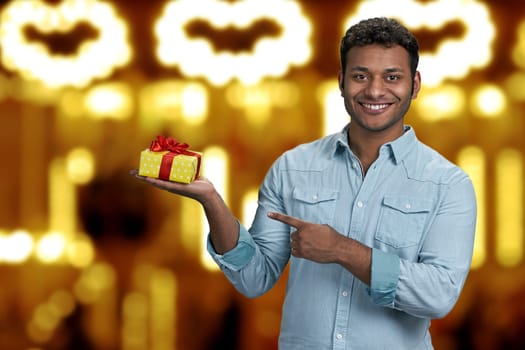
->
<box><xmin>138</xmin><ymin>136</ymin><xmax>201</xmax><ymax>184</ymax></box>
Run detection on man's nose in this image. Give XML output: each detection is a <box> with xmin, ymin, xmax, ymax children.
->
<box><xmin>365</xmin><ymin>78</ymin><xmax>386</xmax><ymax>97</ymax></box>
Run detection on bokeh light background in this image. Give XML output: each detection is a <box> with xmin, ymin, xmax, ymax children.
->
<box><xmin>0</xmin><ymin>0</ymin><xmax>524</xmax><ymax>349</ymax></box>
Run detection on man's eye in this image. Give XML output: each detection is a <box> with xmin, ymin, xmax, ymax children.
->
<box><xmin>353</xmin><ymin>74</ymin><xmax>368</xmax><ymax>81</ymax></box>
<box><xmin>386</xmin><ymin>75</ymin><xmax>400</xmax><ymax>81</ymax></box>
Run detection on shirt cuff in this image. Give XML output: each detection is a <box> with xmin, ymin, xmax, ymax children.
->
<box><xmin>206</xmin><ymin>224</ymin><xmax>256</xmax><ymax>271</ymax></box>
<box><xmin>369</xmin><ymin>248</ymin><xmax>400</xmax><ymax>306</ymax></box>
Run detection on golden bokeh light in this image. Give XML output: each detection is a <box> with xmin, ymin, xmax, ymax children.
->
<box><xmin>496</xmin><ymin>149</ymin><xmax>523</xmax><ymax>267</ymax></box>
<box><xmin>457</xmin><ymin>146</ymin><xmax>486</xmax><ymax>269</ymax></box>
<box><xmin>471</xmin><ymin>84</ymin><xmax>507</xmax><ymax>118</ymax></box>
<box><xmin>414</xmin><ymin>84</ymin><xmax>466</xmax><ymax>122</ymax></box>
<box><xmin>84</xmin><ymin>82</ymin><xmax>133</xmax><ymax>120</ymax></box>
<box><xmin>0</xmin><ymin>229</ymin><xmax>34</xmax><ymax>263</ymax></box>
<box><xmin>35</xmin><ymin>232</ymin><xmax>67</xmax><ymax>263</ymax></box>
<box><xmin>154</xmin><ymin>0</ymin><xmax>312</xmax><ymax>85</ymax></box>
<box><xmin>66</xmin><ymin>147</ymin><xmax>95</xmax><ymax>185</ymax></box>
<box><xmin>200</xmin><ymin>146</ymin><xmax>228</xmax><ymax>271</ymax></box>
<box><xmin>0</xmin><ymin>0</ymin><xmax>132</xmax><ymax>87</ymax></box>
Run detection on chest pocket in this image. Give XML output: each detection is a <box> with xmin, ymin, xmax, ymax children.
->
<box><xmin>375</xmin><ymin>196</ymin><xmax>432</xmax><ymax>248</ymax></box>
<box><xmin>291</xmin><ymin>188</ymin><xmax>339</xmax><ymax>225</ymax></box>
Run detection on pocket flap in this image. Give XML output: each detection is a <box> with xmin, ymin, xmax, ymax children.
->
<box><xmin>382</xmin><ymin>196</ymin><xmax>432</xmax><ymax>213</ymax></box>
<box><xmin>293</xmin><ymin>188</ymin><xmax>339</xmax><ymax>204</ymax></box>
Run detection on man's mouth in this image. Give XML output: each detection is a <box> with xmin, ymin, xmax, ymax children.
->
<box><xmin>361</xmin><ymin>103</ymin><xmax>391</xmax><ymax>111</ymax></box>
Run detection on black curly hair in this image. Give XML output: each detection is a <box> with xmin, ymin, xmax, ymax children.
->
<box><xmin>340</xmin><ymin>17</ymin><xmax>419</xmax><ymax>78</ymax></box>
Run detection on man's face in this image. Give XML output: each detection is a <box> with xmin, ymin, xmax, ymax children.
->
<box><xmin>338</xmin><ymin>44</ymin><xmax>420</xmax><ymax>137</ymax></box>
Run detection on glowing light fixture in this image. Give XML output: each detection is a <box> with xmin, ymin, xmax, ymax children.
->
<box><xmin>457</xmin><ymin>146</ymin><xmax>486</xmax><ymax>269</ymax></box>
<box><xmin>504</xmin><ymin>72</ymin><xmax>525</xmax><ymax>101</ymax></box>
<box><xmin>200</xmin><ymin>146</ymin><xmax>228</xmax><ymax>271</ymax></box>
<box><xmin>343</xmin><ymin>0</ymin><xmax>495</xmax><ymax>86</ymax></box>
<box><xmin>36</xmin><ymin>232</ymin><xmax>67</xmax><ymax>263</ymax></box>
<box><xmin>317</xmin><ymin>81</ymin><xmax>348</xmax><ymax>136</ymax></box>
<box><xmin>512</xmin><ymin>20</ymin><xmax>525</xmax><ymax>69</ymax></box>
<box><xmin>84</xmin><ymin>83</ymin><xmax>133</xmax><ymax>120</ymax></box>
<box><xmin>495</xmin><ymin>149</ymin><xmax>523</xmax><ymax>267</ymax></box>
<box><xmin>415</xmin><ymin>84</ymin><xmax>466</xmax><ymax>122</ymax></box>
<box><xmin>0</xmin><ymin>0</ymin><xmax>132</xmax><ymax>88</ymax></box>
<box><xmin>66</xmin><ymin>147</ymin><xmax>95</xmax><ymax>185</ymax></box>
<box><xmin>155</xmin><ymin>0</ymin><xmax>312</xmax><ymax>86</ymax></box>
<box><xmin>0</xmin><ymin>229</ymin><xmax>34</xmax><ymax>263</ymax></box>
<box><xmin>471</xmin><ymin>84</ymin><xmax>506</xmax><ymax>118</ymax></box>
<box><xmin>241</xmin><ymin>188</ymin><xmax>259</xmax><ymax>227</ymax></box>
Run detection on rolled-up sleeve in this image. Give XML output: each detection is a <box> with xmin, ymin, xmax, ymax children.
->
<box><xmin>369</xmin><ymin>248</ymin><xmax>401</xmax><ymax>306</ymax></box>
<box><xmin>207</xmin><ymin>224</ymin><xmax>256</xmax><ymax>271</ymax></box>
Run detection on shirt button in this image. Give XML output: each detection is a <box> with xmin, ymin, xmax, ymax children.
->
<box><xmin>342</xmin><ymin>290</ymin><xmax>348</xmax><ymax>297</ymax></box>
<box><xmin>405</xmin><ymin>203</ymin><xmax>411</xmax><ymax>209</ymax></box>
<box><xmin>357</xmin><ymin>201</ymin><xmax>363</xmax><ymax>208</ymax></box>
<box><xmin>336</xmin><ymin>333</ymin><xmax>343</xmax><ymax>340</ymax></box>
<box><xmin>312</xmin><ymin>195</ymin><xmax>318</xmax><ymax>200</ymax></box>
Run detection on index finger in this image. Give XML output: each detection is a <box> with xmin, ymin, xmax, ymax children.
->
<box><xmin>267</xmin><ymin>211</ymin><xmax>306</xmax><ymax>229</ymax></box>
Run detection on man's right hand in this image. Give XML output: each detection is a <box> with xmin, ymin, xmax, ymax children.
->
<box><xmin>129</xmin><ymin>169</ymin><xmax>215</xmax><ymax>204</ymax></box>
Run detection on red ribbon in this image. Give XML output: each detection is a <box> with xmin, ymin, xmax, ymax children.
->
<box><xmin>150</xmin><ymin>135</ymin><xmax>201</xmax><ymax>181</ymax></box>
<box><xmin>150</xmin><ymin>135</ymin><xmax>190</xmax><ymax>154</ymax></box>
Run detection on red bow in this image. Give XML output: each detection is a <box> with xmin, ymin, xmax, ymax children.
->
<box><xmin>149</xmin><ymin>135</ymin><xmax>190</xmax><ymax>154</ymax></box>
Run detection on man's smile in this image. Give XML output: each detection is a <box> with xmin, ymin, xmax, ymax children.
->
<box><xmin>360</xmin><ymin>102</ymin><xmax>392</xmax><ymax>112</ymax></box>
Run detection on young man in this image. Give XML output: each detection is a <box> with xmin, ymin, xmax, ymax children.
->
<box><xmin>132</xmin><ymin>17</ymin><xmax>476</xmax><ymax>349</ymax></box>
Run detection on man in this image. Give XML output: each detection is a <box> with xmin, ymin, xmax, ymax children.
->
<box><xmin>132</xmin><ymin>17</ymin><xmax>476</xmax><ymax>349</ymax></box>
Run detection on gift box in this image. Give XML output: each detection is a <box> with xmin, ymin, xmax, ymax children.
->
<box><xmin>138</xmin><ymin>135</ymin><xmax>202</xmax><ymax>184</ymax></box>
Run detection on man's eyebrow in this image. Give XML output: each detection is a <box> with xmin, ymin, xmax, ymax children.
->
<box><xmin>349</xmin><ymin>66</ymin><xmax>405</xmax><ymax>73</ymax></box>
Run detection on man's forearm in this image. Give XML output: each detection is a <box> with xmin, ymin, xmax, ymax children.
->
<box><xmin>202</xmin><ymin>191</ymin><xmax>240</xmax><ymax>254</ymax></box>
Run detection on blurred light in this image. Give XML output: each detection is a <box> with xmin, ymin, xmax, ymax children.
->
<box><xmin>241</xmin><ymin>188</ymin><xmax>259</xmax><ymax>228</ymax></box>
<box><xmin>150</xmin><ymin>269</ymin><xmax>176</xmax><ymax>350</ymax></box>
<box><xmin>66</xmin><ymin>147</ymin><xmax>95</xmax><ymax>184</ymax></box>
<box><xmin>457</xmin><ymin>146</ymin><xmax>486</xmax><ymax>269</ymax></box>
<box><xmin>200</xmin><ymin>146</ymin><xmax>229</xmax><ymax>271</ymax></box>
<box><xmin>155</xmin><ymin>0</ymin><xmax>312</xmax><ymax>86</ymax></box>
<box><xmin>122</xmin><ymin>292</ymin><xmax>149</xmax><ymax>350</ymax></box>
<box><xmin>317</xmin><ymin>81</ymin><xmax>348</xmax><ymax>136</ymax></box>
<box><xmin>512</xmin><ymin>20</ymin><xmax>525</xmax><ymax>69</ymax></box>
<box><xmin>495</xmin><ymin>149</ymin><xmax>523</xmax><ymax>267</ymax></box>
<box><xmin>0</xmin><ymin>229</ymin><xmax>34</xmax><ymax>263</ymax></box>
<box><xmin>32</xmin><ymin>304</ymin><xmax>61</xmax><ymax>332</ymax></box>
<box><xmin>414</xmin><ymin>84</ymin><xmax>466</xmax><ymax>121</ymax></box>
<box><xmin>226</xmin><ymin>82</ymin><xmax>299</xmax><ymax>127</ymax></box>
<box><xmin>59</xmin><ymin>90</ymin><xmax>85</xmax><ymax>118</ymax></box>
<box><xmin>139</xmin><ymin>80</ymin><xmax>208</xmax><ymax>131</ymax></box>
<box><xmin>35</xmin><ymin>232</ymin><xmax>67</xmax><ymax>263</ymax></box>
<box><xmin>74</xmin><ymin>263</ymin><xmax>116</xmax><ymax>304</ymax></box>
<box><xmin>48</xmin><ymin>289</ymin><xmax>76</xmax><ymax>318</ymax></box>
<box><xmin>504</xmin><ymin>71</ymin><xmax>525</xmax><ymax>101</ymax></box>
<box><xmin>49</xmin><ymin>158</ymin><xmax>76</xmax><ymax>240</ymax></box>
<box><xmin>344</xmin><ymin>0</ymin><xmax>495</xmax><ymax>87</ymax></box>
<box><xmin>180</xmin><ymin>83</ymin><xmax>208</xmax><ymax>125</ymax></box>
<box><xmin>0</xmin><ymin>73</ymin><xmax>10</xmax><ymax>101</ymax></box>
<box><xmin>84</xmin><ymin>83</ymin><xmax>133</xmax><ymax>120</ymax></box>
<box><xmin>470</xmin><ymin>84</ymin><xmax>506</xmax><ymax>118</ymax></box>
<box><xmin>66</xmin><ymin>233</ymin><xmax>95</xmax><ymax>268</ymax></box>
<box><xmin>0</xmin><ymin>0</ymin><xmax>132</xmax><ymax>88</ymax></box>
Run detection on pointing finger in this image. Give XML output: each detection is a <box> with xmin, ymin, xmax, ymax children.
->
<box><xmin>267</xmin><ymin>212</ymin><xmax>306</xmax><ymax>229</ymax></box>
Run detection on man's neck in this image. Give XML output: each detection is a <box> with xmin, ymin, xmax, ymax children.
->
<box><xmin>347</xmin><ymin>125</ymin><xmax>404</xmax><ymax>174</ymax></box>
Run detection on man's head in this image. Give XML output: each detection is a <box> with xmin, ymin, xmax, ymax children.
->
<box><xmin>340</xmin><ymin>17</ymin><xmax>419</xmax><ymax>80</ymax></box>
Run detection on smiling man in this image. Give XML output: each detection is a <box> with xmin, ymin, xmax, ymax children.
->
<box><xmin>132</xmin><ymin>17</ymin><xmax>477</xmax><ymax>350</ymax></box>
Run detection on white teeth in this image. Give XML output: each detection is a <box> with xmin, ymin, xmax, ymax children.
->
<box><xmin>363</xmin><ymin>103</ymin><xmax>389</xmax><ymax>110</ymax></box>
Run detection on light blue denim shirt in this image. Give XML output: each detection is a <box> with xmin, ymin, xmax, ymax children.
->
<box><xmin>208</xmin><ymin>124</ymin><xmax>477</xmax><ymax>349</ymax></box>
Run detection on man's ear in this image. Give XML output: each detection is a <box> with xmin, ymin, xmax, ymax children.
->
<box><xmin>411</xmin><ymin>71</ymin><xmax>421</xmax><ymax>99</ymax></box>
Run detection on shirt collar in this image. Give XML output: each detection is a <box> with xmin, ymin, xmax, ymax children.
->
<box><xmin>333</xmin><ymin>123</ymin><xmax>417</xmax><ymax>165</ymax></box>
<box><xmin>383</xmin><ymin>125</ymin><xmax>417</xmax><ymax>165</ymax></box>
